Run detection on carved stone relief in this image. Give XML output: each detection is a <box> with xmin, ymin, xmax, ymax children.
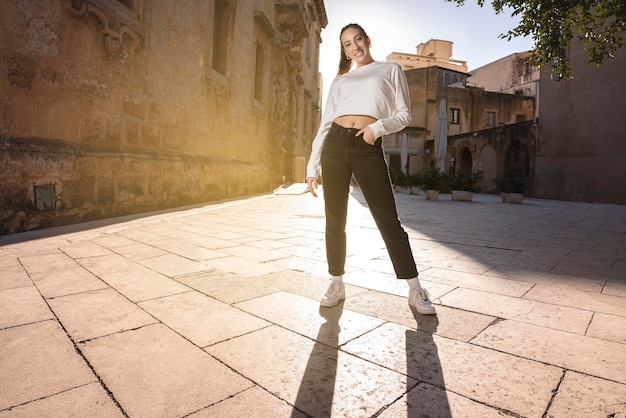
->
<box><xmin>268</xmin><ymin>2</ymin><xmax>309</xmax><ymax>181</ymax></box>
<box><xmin>66</xmin><ymin>0</ymin><xmax>145</xmax><ymax>60</ymax></box>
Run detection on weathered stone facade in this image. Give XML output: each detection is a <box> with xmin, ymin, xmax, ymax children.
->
<box><xmin>0</xmin><ymin>0</ymin><xmax>327</xmax><ymax>234</ymax></box>
<box><xmin>443</xmin><ymin>121</ymin><xmax>536</xmax><ymax>193</ymax></box>
<box><xmin>469</xmin><ymin>51</ymin><xmax>539</xmax><ymax>98</ymax></box>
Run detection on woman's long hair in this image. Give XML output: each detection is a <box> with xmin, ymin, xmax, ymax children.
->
<box><xmin>337</xmin><ymin>23</ymin><xmax>368</xmax><ymax>76</ymax></box>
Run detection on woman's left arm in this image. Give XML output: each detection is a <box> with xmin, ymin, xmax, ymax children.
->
<box><xmin>367</xmin><ymin>63</ymin><xmax>411</xmax><ymax>139</ymax></box>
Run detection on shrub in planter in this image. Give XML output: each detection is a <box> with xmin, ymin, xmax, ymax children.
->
<box><xmin>391</xmin><ymin>170</ymin><xmax>408</xmax><ymax>191</ymax></box>
<box><xmin>439</xmin><ymin>172</ymin><xmax>453</xmax><ymax>194</ymax></box>
<box><xmin>417</xmin><ymin>167</ymin><xmax>443</xmax><ymax>191</ymax></box>
<box><xmin>495</xmin><ymin>168</ymin><xmax>527</xmax><ymax>193</ymax></box>
<box><xmin>416</xmin><ymin>167</ymin><xmax>443</xmax><ymax>199</ymax></box>
<box><xmin>407</xmin><ymin>173</ymin><xmax>421</xmax><ymax>194</ymax></box>
<box><xmin>450</xmin><ymin>171</ymin><xmax>483</xmax><ymax>193</ymax></box>
<box><xmin>495</xmin><ymin>168</ymin><xmax>527</xmax><ymax>203</ymax></box>
<box><xmin>450</xmin><ymin>171</ymin><xmax>483</xmax><ymax>201</ymax></box>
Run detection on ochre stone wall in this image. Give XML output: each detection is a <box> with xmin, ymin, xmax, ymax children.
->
<box><xmin>0</xmin><ymin>0</ymin><xmax>327</xmax><ymax>234</ymax></box>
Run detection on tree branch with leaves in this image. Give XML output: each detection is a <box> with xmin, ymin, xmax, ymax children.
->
<box><xmin>447</xmin><ymin>0</ymin><xmax>626</xmax><ymax>80</ymax></box>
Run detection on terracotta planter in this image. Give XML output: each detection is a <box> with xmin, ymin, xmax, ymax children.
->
<box><xmin>426</xmin><ymin>190</ymin><xmax>439</xmax><ymax>200</ymax></box>
<box><xmin>501</xmin><ymin>192</ymin><xmax>524</xmax><ymax>204</ymax></box>
<box><xmin>451</xmin><ymin>190</ymin><xmax>473</xmax><ymax>201</ymax></box>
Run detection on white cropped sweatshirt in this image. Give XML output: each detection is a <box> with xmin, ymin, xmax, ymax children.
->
<box><xmin>306</xmin><ymin>61</ymin><xmax>411</xmax><ymax>179</ymax></box>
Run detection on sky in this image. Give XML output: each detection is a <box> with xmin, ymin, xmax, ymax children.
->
<box><xmin>318</xmin><ymin>0</ymin><xmax>535</xmax><ymax>105</ymax></box>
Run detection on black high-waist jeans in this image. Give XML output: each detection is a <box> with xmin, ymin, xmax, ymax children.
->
<box><xmin>320</xmin><ymin>122</ymin><xmax>418</xmax><ymax>279</ymax></box>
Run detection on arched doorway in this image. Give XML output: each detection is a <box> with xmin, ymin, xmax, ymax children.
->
<box><xmin>458</xmin><ymin>147</ymin><xmax>473</xmax><ymax>174</ymax></box>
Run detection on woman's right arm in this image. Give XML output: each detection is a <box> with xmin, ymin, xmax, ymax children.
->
<box><xmin>306</xmin><ymin>79</ymin><xmax>339</xmax><ymax>179</ymax></box>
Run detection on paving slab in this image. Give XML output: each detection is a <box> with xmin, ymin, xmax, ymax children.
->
<box><xmin>440</xmin><ymin>287</ymin><xmax>593</xmax><ymax>334</ymax></box>
<box><xmin>79</xmin><ymin>323</ymin><xmax>252</xmax><ymax>418</ymax></box>
<box><xmin>18</xmin><ymin>251</ymin><xmax>82</xmax><ymax>281</ymax></box>
<box><xmin>105</xmin><ymin>242</ymin><xmax>169</xmax><ymax>260</ymax></box>
<box><xmin>0</xmin><ymin>256</ymin><xmax>30</xmax><ymax>290</ymax></box>
<box><xmin>0</xmin><ymin>321</ymin><xmax>96</xmax><ymax>410</ymax></box>
<box><xmin>472</xmin><ymin>319</ymin><xmax>626</xmax><ymax>384</ymax></box>
<box><xmin>342</xmin><ymin>322</ymin><xmax>563</xmax><ymax>417</ymax></box>
<box><xmin>586</xmin><ymin>312</ymin><xmax>626</xmax><ymax>344</ymax></box>
<box><xmin>420</xmin><ymin>256</ymin><xmax>494</xmax><ymax>275</ymax></box>
<box><xmin>138</xmin><ymin>290</ymin><xmax>270</xmax><ymax>347</ymax></box>
<box><xmin>524</xmin><ymin>283</ymin><xmax>626</xmax><ymax>317</ymax></box>
<box><xmin>47</xmin><ymin>287</ymin><xmax>158</xmax><ymax>342</ymax></box>
<box><xmin>259</xmin><ymin>269</ymin><xmax>369</xmax><ymax>302</ymax></box>
<box><xmin>552</xmin><ymin>256</ymin><xmax>625</xmax><ymax>281</ymax></box>
<box><xmin>604</xmin><ymin>280</ymin><xmax>626</xmax><ymax>297</ymax></box>
<box><xmin>176</xmin><ymin>269</ymin><xmax>279</xmax><ymax>304</ymax></box>
<box><xmin>422</xmin><ymin>267</ymin><xmax>535</xmax><ymax>296</ymax></box>
<box><xmin>58</xmin><ymin>240</ymin><xmax>114</xmax><ymax>259</ymax></box>
<box><xmin>217</xmin><ymin>244</ymin><xmax>291</xmax><ymax>263</ymax></box>
<box><xmin>204</xmin><ymin>254</ymin><xmax>292</xmax><ymax>277</ymax></box>
<box><xmin>378</xmin><ymin>382</ymin><xmax>510</xmax><ymax>418</ymax></box>
<box><xmin>25</xmin><ymin>263</ymin><xmax>108</xmax><ymax>299</ymax></box>
<box><xmin>114</xmin><ymin>227</ymin><xmax>163</xmax><ymax>242</ymax></box>
<box><xmin>76</xmin><ymin>254</ymin><xmax>190</xmax><ymax>302</ymax></box>
<box><xmin>340</xmin><ymin>269</ymin><xmax>408</xmax><ymax>297</ymax></box>
<box><xmin>0</xmin><ymin>286</ymin><xmax>54</xmax><ymax>328</ymax></box>
<box><xmin>188</xmin><ymin>386</ymin><xmax>306</xmax><ymax>418</ymax></box>
<box><xmin>136</xmin><ymin>253</ymin><xmax>214</xmax><ymax>277</ymax></box>
<box><xmin>234</xmin><ymin>291</ymin><xmax>385</xmax><ymax>347</ymax></box>
<box><xmin>92</xmin><ymin>234</ymin><xmax>142</xmax><ymax>248</ymax></box>
<box><xmin>0</xmin><ymin>383</ymin><xmax>123</xmax><ymax>418</ymax></box>
<box><xmin>277</xmin><ymin>240</ymin><xmax>330</xmax><ymax>259</ymax></box>
<box><xmin>345</xmin><ymin>290</ymin><xmax>495</xmax><ymax>342</ymax></box>
<box><xmin>207</xmin><ymin>325</ymin><xmax>412</xmax><ymax>417</ymax></box>
<box><xmin>546</xmin><ymin>371</ymin><xmax>626</xmax><ymax>418</ymax></box>
<box><xmin>484</xmin><ymin>266</ymin><xmax>607</xmax><ymax>292</ymax></box>
<box><xmin>151</xmin><ymin>240</ymin><xmax>227</xmax><ymax>261</ymax></box>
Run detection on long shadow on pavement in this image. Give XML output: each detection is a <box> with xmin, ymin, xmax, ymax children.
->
<box><xmin>291</xmin><ymin>302</ymin><xmax>344</xmax><ymax>417</ymax></box>
<box><xmin>290</xmin><ymin>302</ymin><xmax>451</xmax><ymax>417</ymax></box>
<box><xmin>405</xmin><ymin>312</ymin><xmax>451</xmax><ymax>417</ymax></box>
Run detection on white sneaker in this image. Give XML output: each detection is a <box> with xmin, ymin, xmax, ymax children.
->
<box><xmin>320</xmin><ymin>281</ymin><xmax>345</xmax><ymax>308</ymax></box>
<box><xmin>409</xmin><ymin>288</ymin><xmax>436</xmax><ymax>315</ymax></box>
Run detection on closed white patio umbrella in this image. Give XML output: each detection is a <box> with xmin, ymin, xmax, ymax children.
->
<box><xmin>434</xmin><ymin>98</ymin><xmax>447</xmax><ymax>172</ymax></box>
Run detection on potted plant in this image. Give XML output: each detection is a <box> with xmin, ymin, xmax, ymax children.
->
<box><xmin>417</xmin><ymin>166</ymin><xmax>443</xmax><ymax>200</ymax></box>
<box><xmin>391</xmin><ymin>170</ymin><xmax>408</xmax><ymax>192</ymax></box>
<box><xmin>450</xmin><ymin>171</ymin><xmax>483</xmax><ymax>201</ymax></box>
<box><xmin>495</xmin><ymin>168</ymin><xmax>527</xmax><ymax>203</ymax></box>
<box><xmin>407</xmin><ymin>173</ymin><xmax>421</xmax><ymax>195</ymax></box>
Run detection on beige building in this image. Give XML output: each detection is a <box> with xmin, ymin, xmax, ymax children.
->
<box><xmin>468</xmin><ymin>51</ymin><xmax>540</xmax><ymax>135</ymax></box>
<box><xmin>0</xmin><ymin>0</ymin><xmax>327</xmax><ymax>234</ymax></box>
<box><xmin>385</xmin><ymin>45</ymin><xmax>535</xmax><ymax>190</ymax></box>
<box><xmin>469</xmin><ymin>51</ymin><xmax>539</xmax><ymax>98</ymax></box>
<box><xmin>387</xmin><ymin>39</ymin><xmax>468</xmax><ymax>73</ymax></box>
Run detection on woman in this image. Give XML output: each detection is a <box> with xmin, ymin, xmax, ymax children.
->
<box><xmin>306</xmin><ymin>23</ymin><xmax>435</xmax><ymax>315</ymax></box>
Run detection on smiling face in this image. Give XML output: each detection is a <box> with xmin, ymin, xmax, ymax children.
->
<box><xmin>340</xmin><ymin>26</ymin><xmax>374</xmax><ymax>67</ymax></box>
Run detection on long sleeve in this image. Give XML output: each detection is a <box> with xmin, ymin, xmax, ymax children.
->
<box><xmin>305</xmin><ymin>62</ymin><xmax>412</xmax><ymax>179</ymax></box>
<box><xmin>306</xmin><ymin>79</ymin><xmax>339</xmax><ymax>179</ymax></box>
<box><xmin>367</xmin><ymin>64</ymin><xmax>411</xmax><ymax>139</ymax></box>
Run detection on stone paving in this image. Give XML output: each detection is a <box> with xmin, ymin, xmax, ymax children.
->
<box><xmin>1</xmin><ymin>187</ymin><xmax>625</xmax><ymax>417</ymax></box>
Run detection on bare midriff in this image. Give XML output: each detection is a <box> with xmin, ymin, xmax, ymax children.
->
<box><xmin>334</xmin><ymin>115</ymin><xmax>377</xmax><ymax>130</ymax></box>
